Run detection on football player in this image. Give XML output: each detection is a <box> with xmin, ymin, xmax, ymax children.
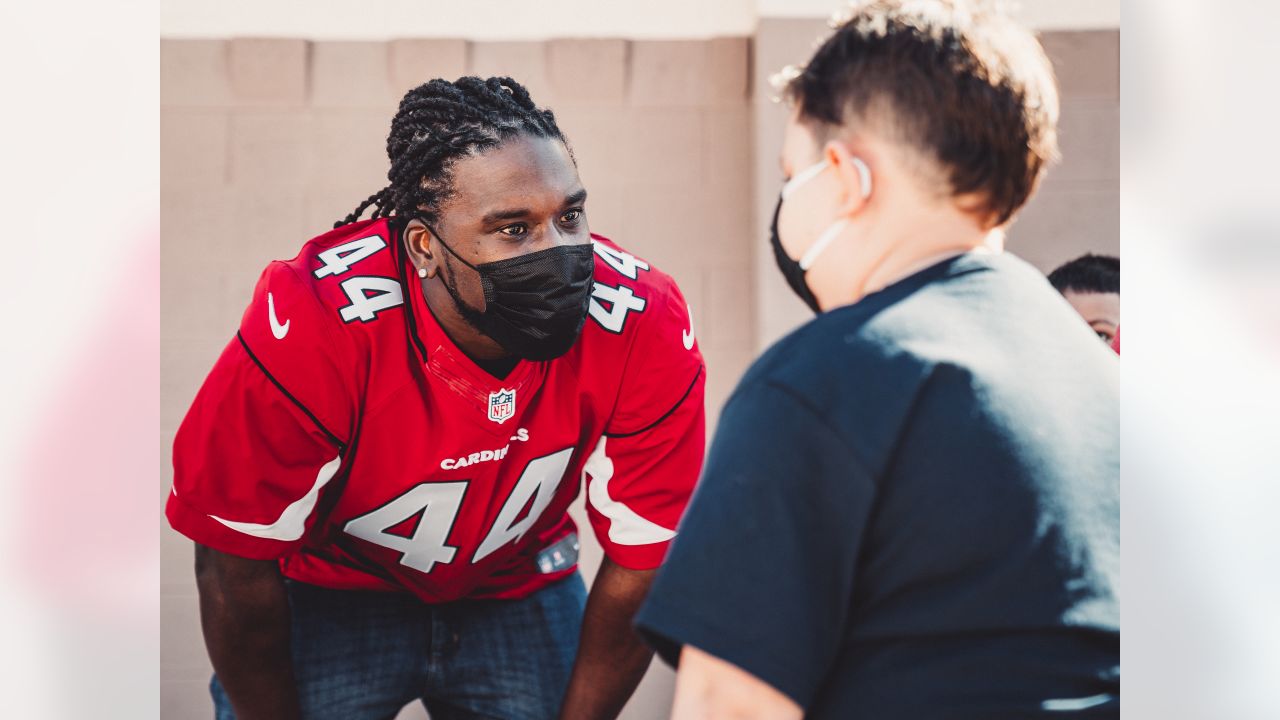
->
<box><xmin>166</xmin><ymin>76</ymin><xmax>705</xmax><ymax>720</ymax></box>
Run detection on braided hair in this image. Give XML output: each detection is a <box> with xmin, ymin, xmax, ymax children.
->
<box><xmin>336</xmin><ymin>76</ymin><xmax>570</xmax><ymax>228</ymax></box>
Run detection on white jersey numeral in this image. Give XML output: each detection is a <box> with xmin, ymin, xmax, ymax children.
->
<box><xmin>343</xmin><ymin>482</ymin><xmax>468</xmax><ymax>574</ymax></box>
<box><xmin>592</xmin><ymin>241</ymin><xmax>650</xmax><ymax>280</ymax></box>
<box><xmin>344</xmin><ymin>447</ymin><xmax>576</xmax><ymax>575</ymax></box>
<box><xmin>472</xmin><ymin>448</ymin><xmax>575</xmax><ymax>563</ymax></box>
<box><xmin>338</xmin><ymin>276</ymin><xmax>404</xmax><ymax>323</ymax></box>
<box><xmin>314</xmin><ymin>235</ymin><xmax>386</xmax><ymax>278</ymax></box>
<box><xmin>589</xmin><ymin>282</ymin><xmax>647</xmax><ymax>334</ymax></box>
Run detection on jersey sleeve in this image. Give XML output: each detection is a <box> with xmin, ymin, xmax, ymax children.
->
<box><xmin>585</xmin><ymin>272</ymin><xmax>706</xmax><ymax>570</ymax></box>
<box><xmin>633</xmin><ymin>379</ymin><xmax>875</xmax><ymax>709</ymax></box>
<box><xmin>165</xmin><ymin>261</ymin><xmax>357</xmax><ymax>560</ymax></box>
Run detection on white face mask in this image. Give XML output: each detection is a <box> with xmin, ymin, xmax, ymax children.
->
<box><xmin>777</xmin><ymin>157</ymin><xmax>873</xmax><ymax>271</ymax></box>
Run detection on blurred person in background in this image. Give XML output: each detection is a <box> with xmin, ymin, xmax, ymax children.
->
<box><xmin>636</xmin><ymin>1</ymin><xmax>1120</xmax><ymax>718</ymax></box>
<box><xmin>166</xmin><ymin>76</ymin><xmax>705</xmax><ymax>720</ymax></box>
<box><xmin>1048</xmin><ymin>253</ymin><xmax>1121</xmax><ymax>348</ymax></box>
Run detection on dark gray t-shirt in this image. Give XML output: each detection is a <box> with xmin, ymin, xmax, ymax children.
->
<box><xmin>636</xmin><ymin>252</ymin><xmax>1119</xmax><ymax>718</ymax></box>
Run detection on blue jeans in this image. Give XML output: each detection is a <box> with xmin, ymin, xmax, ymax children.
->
<box><xmin>211</xmin><ymin>572</ymin><xmax>588</xmax><ymax>720</ymax></box>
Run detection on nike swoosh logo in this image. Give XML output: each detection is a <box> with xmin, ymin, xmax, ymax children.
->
<box><xmin>268</xmin><ymin>292</ymin><xmax>290</xmax><ymax>339</ymax></box>
<box><xmin>682</xmin><ymin>303</ymin><xmax>695</xmax><ymax>350</ymax></box>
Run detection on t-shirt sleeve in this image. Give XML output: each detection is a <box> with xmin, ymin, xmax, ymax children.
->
<box><xmin>165</xmin><ymin>261</ymin><xmax>356</xmax><ymax>560</ymax></box>
<box><xmin>586</xmin><ymin>272</ymin><xmax>706</xmax><ymax>570</ymax></box>
<box><xmin>633</xmin><ymin>379</ymin><xmax>876</xmax><ymax>709</ymax></box>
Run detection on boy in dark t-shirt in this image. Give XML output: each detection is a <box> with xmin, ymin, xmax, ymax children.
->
<box><xmin>636</xmin><ymin>2</ymin><xmax>1119</xmax><ymax>717</ymax></box>
<box><xmin>639</xmin><ymin>251</ymin><xmax>1119</xmax><ymax>717</ymax></box>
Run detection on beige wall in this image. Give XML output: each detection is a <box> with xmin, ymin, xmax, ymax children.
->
<box><xmin>162</xmin><ymin>0</ymin><xmax>756</xmax><ymax>39</ymax></box>
<box><xmin>161</xmin><ymin>28</ymin><xmax>1117</xmax><ymax>719</ymax></box>
<box><xmin>758</xmin><ymin>0</ymin><xmax>1120</xmax><ymax>31</ymax></box>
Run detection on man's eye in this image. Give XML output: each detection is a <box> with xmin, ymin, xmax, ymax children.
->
<box><xmin>561</xmin><ymin>209</ymin><xmax>583</xmax><ymax>224</ymax></box>
<box><xmin>499</xmin><ymin>224</ymin><xmax>527</xmax><ymax>237</ymax></box>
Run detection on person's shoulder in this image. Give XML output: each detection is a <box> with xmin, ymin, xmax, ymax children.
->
<box><xmin>757</xmin><ymin>252</ymin><xmax>1043</xmax><ymax>386</ymax></box>
<box><xmin>928</xmin><ymin>250</ymin><xmax>1065</xmax><ymax>310</ymax></box>
<box><xmin>745</xmin><ymin>299</ymin><xmax>929</xmax><ymax>396</ymax></box>
<box><xmin>766</xmin><ymin>251</ymin><xmax>1028</xmax><ymax>373</ymax></box>
<box><xmin>723</xmin><ymin>278</ymin><xmax>955</xmax><ymax>473</ymax></box>
<box><xmin>274</xmin><ymin>218</ymin><xmax>403</xmax><ymax>321</ymax></box>
<box><xmin>576</xmin><ymin>233</ymin><xmax>704</xmax><ymax>432</ymax></box>
<box><xmin>589</xmin><ymin>233</ymin><xmax>686</xmax><ymax>306</ymax></box>
<box><xmin>583</xmin><ymin>233</ymin><xmax>694</xmax><ymax>343</ymax></box>
<box><xmin>238</xmin><ymin>219</ymin><xmax>402</xmax><ymax>382</ymax></box>
<box><xmin>879</xmin><ymin>251</ymin><xmax>1113</xmax><ymax>370</ymax></box>
<box><xmin>733</xmin><ymin>310</ymin><xmax>932</xmax><ymax>416</ymax></box>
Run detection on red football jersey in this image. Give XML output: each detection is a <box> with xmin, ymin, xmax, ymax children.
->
<box><xmin>166</xmin><ymin>219</ymin><xmax>706</xmax><ymax>602</ymax></box>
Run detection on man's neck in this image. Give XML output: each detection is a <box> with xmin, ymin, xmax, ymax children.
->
<box><xmin>420</xmin><ymin>277</ymin><xmax>511</xmax><ymax>363</ymax></box>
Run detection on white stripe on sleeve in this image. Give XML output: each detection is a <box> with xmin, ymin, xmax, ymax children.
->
<box><xmin>208</xmin><ymin>455</ymin><xmax>342</xmax><ymax>542</ymax></box>
<box><xmin>584</xmin><ymin>437</ymin><xmax>676</xmax><ymax>546</ymax></box>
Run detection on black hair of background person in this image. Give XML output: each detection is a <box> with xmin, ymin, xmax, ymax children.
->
<box><xmin>1047</xmin><ymin>254</ymin><xmax>1120</xmax><ymax>295</ymax></box>
<box><xmin>336</xmin><ymin>76</ymin><xmax>571</xmax><ymax>228</ymax></box>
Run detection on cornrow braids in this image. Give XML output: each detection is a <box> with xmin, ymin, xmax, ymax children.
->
<box><xmin>337</xmin><ymin>188</ymin><xmax>390</xmax><ymax>228</ymax></box>
<box><xmin>335</xmin><ymin>76</ymin><xmax>571</xmax><ymax>229</ymax></box>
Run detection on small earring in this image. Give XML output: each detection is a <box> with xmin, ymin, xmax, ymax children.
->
<box><xmin>417</xmin><ymin>267</ymin><xmax>428</xmax><ymax>278</ymax></box>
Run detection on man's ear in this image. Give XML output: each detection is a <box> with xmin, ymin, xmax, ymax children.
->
<box><xmin>403</xmin><ymin>218</ymin><xmax>441</xmax><ymax>279</ymax></box>
<box><xmin>824</xmin><ymin>140</ymin><xmax>874</xmax><ymax>217</ymax></box>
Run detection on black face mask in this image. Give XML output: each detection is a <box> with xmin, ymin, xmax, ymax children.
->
<box><xmin>769</xmin><ymin>194</ymin><xmax>822</xmax><ymax>314</ymax></box>
<box><xmin>427</xmin><ymin>222</ymin><xmax>596</xmax><ymax>361</ymax></box>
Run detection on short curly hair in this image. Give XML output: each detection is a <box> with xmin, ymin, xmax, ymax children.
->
<box><xmin>779</xmin><ymin>0</ymin><xmax>1060</xmax><ymax>227</ymax></box>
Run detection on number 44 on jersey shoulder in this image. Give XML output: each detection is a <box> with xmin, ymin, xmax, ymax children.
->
<box><xmin>589</xmin><ymin>241</ymin><xmax>648</xmax><ymax>334</ymax></box>
<box><xmin>313</xmin><ymin>234</ymin><xmax>405</xmax><ymax>324</ymax></box>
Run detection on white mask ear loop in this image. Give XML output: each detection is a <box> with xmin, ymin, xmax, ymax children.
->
<box><xmin>781</xmin><ymin>159</ymin><xmax>830</xmax><ymax>200</ymax></box>
<box><xmin>799</xmin><ymin>219</ymin><xmax>848</xmax><ymax>271</ymax></box>
<box><xmin>850</xmin><ymin>155</ymin><xmax>873</xmax><ymax>201</ymax></box>
<box><xmin>797</xmin><ymin>156</ymin><xmax>873</xmax><ymax>271</ymax></box>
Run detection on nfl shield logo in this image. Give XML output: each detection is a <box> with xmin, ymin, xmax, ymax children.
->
<box><xmin>488</xmin><ymin>389</ymin><xmax>517</xmax><ymax>424</ymax></box>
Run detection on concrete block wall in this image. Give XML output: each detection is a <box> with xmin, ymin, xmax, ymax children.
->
<box><xmin>160</xmin><ymin>36</ymin><xmax>755</xmax><ymax>720</ymax></box>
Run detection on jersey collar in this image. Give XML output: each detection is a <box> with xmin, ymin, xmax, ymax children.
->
<box><xmin>395</xmin><ymin>230</ymin><xmax>548</xmax><ymax>436</ymax></box>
